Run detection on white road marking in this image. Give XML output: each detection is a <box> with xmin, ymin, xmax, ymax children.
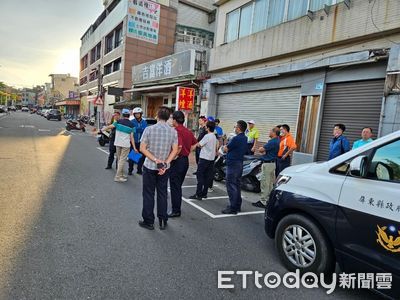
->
<box><xmin>95</xmin><ymin>148</ymin><xmax>262</xmax><ymax>219</ymax></box>
<box><xmin>181</xmin><ymin>196</ymin><xmax>263</xmax><ymax>218</ymax></box>
<box><xmin>201</xmin><ymin>196</ymin><xmax>229</xmax><ymax>200</ymax></box>
<box><xmin>19</xmin><ymin>125</ymin><xmax>35</xmax><ymax>128</ymax></box>
<box><xmin>38</xmin><ymin>129</ymin><xmax>51</xmax><ymax>132</ymax></box>
<box><xmin>96</xmin><ymin>147</ymin><xmax>110</xmax><ymax>155</ymax></box>
<box><xmin>181</xmin><ymin>197</ymin><xmax>217</xmax><ymax>218</ymax></box>
<box><xmin>213</xmin><ymin>211</ymin><xmax>264</xmax><ymax>218</ymax></box>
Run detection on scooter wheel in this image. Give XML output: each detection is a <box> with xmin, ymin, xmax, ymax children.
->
<box><xmin>82</xmin><ymin>127</ymin><xmax>86</xmax><ymax>132</ymax></box>
<box><xmin>214</xmin><ymin>170</ymin><xmax>224</xmax><ymax>182</ymax></box>
<box><xmin>99</xmin><ymin>139</ymin><xmax>105</xmax><ymax>147</ymax></box>
<box><xmin>66</xmin><ymin>125</ymin><xmax>71</xmax><ymax>131</ymax></box>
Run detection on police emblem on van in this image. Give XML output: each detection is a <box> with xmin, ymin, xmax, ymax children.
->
<box><xmin>376</xmin><ymin>225</ymin><xmax>400</xmax><ymax>253</ymax></box>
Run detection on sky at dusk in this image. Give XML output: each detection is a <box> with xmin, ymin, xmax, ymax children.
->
<box><xmin>0</xmin><ymin>0</ymin><xmax>104</xmax><ymax>88</ymax></box>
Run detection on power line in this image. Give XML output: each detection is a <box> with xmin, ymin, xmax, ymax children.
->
<box><xmin>370</xmin><ymin>0</ymin><xmax>400</xmax><ymax>46</ymax></box>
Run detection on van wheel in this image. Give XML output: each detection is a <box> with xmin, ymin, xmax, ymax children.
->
<box><xmin>275</xmin><ymin>214</ymin><xmax>335</xmax><ymax>275</ymax></box>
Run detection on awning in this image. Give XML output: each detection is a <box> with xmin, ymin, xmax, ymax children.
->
<box><xmin>87</xmin><ymin>95</ymin><xmax>97</xmax><ymax>102</ymax></box>
<box><xmin>55</xmin><ymin>100</ymin><xmax>80</xmax><ymax>106</ymax></box>
<box><xmin>124</xmin><ymin>83</ymin><xmax>179</xmax><ymax>93</ymax></box>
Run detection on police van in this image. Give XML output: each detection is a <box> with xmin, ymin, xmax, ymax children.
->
<box><xmin>265</xmin><ymin>130</ymin><xmax>400</xmax><ymax>298</ymax></box>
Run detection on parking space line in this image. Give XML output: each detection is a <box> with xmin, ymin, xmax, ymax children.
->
<box><xmin>202</xmin><ymin>196</ymin><xmax>229</xmax><ymax>200</ymax></box>
<box><xmin>96</xmin><ymin>147</ymin><xmax>110</xmax><ymax>155</ymax></box>
<box><xmin>213</xmin><ymin>211</ymin><xmax>264</xmax><ymax>218</ymax></box>
<box><xmin>181</xmin><ymin>197</ymin><xmax>217</xmax><ymax>219</ymax></box>
<box><xmin>94</xmin><ymin>147</ymin><xmax>262</xmax><ymax>219</ymax></box>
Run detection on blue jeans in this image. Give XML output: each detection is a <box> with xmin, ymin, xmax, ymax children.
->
<box><xmin>142</xmin><ymin>167</ymin><xmax>169</xmax><ymax>224</ymax></box>
<box><xmin>226</xmin><ymin>161</ymin><xmax>243</xmax><ymax>211</ymax></box>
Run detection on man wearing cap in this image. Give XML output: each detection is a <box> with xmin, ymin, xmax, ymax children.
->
<box><xmin>103</xmin><ymin>108</ymin><xmax>137</xmax><ymax>182</ymax></box>
<box><xmin>128</xmin><ymin>107</ymin><xmax>147</xmax><ymax>175</ymax></box>
<box><xmin>245</xmin><ymin>120</ymin><xmax>259</xmax><ymax>155</ymax></box>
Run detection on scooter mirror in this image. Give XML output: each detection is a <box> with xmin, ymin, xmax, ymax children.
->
<box><xmin>218</xmin><ymin>146</ymin><xmax>225</xmax><ymax>155</ymax></box>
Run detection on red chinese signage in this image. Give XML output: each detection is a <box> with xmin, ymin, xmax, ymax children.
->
<box><xmin>177</xmin><ymin>87</ymin><xmax>195</xmax><ymax>110</ymax></box>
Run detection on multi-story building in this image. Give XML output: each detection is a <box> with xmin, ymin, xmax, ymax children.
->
<box><xmin>78</xmin><ymin>0</ymin><xmax>178</xmax><ymax>123</ymax></box>
<box><xmin>48</xmin><ymin>74</ymin><xmax>78</xmax><ymax>107</ymax></box>
<box><xmin>207</xmin><ymin>0</ymin><xmax>400</xmax><ymax>163</ymax></box>
<box><xmin>122</xmin><ymin>0</ymin><xmax>215</xmax><ymax>128</ymax></box>
<box><xmin>20</xmin><ymin>89</ymin><xmax>36</xmax><ymax>107</ymax></box>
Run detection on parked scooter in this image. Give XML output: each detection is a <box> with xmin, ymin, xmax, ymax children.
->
<box><xmin>89</xmin><ymin>116</ymin><xmax>95</xmax><ymax>126</ymax></box>
<box><xmin>66</xmin><ymin>117</ymin><xmax>86</xmax><ymax>132</ymax></box>
<box><xmin>97</xmin><ymin>129</ymin><xmax>110</xmax><ymax>146</ymax></box>
<box><xmin>214</xmin><ymin>146</ymin><xmax>262</xmax><ymax>193</ymax></box>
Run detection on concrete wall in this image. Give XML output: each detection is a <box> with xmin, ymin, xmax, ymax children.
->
<box><xmin>123</xmin><ymin>6</ymin><xmax>177</xmax><ymax>88</ymax></box>
<box><xmin>52</xmin><ymin>76</ymin><xmax>78</xmax><ymax>100</ymax></box>
<box><xmin>381</xmin><ymin>95</ymin><xmax>400</xmax><ymax>136</ymax></box>
<box><xmin>210</xmin><ymin>0</ymin><xmax>400</xmax><ymax>72</ymax></box>
<box><xmin>79</xmin><ymin>3</ymin><xmax>177</xmax><ymax>96</ymax></box>
<box><xmin>177</xmin><ymin>2</ymin><xmax>214</xmax><ymax>32</ymax></box>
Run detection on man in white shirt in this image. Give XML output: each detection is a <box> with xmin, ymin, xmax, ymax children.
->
<box><xmin>190</xmin><ymin>121</ymin><xmax>218</xmax><ymax>200</ymax></box>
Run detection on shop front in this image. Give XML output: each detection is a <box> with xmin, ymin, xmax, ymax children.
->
<box><xmin>123</xmin><ymin>49</ymin><xmax>208</xmax><ymax>131</ymax></box>
<box><xmin>207</xmin><ymin>49</ymin><xmax>390</xmax><ymax>164</ymax></box>
<box><xmin>55</xmin><ymin>99</ymin><xmax>81</xmax><ymax>118</ymax></box>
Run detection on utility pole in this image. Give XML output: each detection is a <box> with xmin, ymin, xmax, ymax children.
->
<box><xmin>96</xmin><ymin>63</ymin><xmax>102</xmax><ymax>129</ymax></box>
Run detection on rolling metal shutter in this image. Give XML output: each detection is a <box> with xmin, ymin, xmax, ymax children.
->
<box><xmin>216</xmin><ymin>88</ymin><xmax>301</xmax><ymax>142</ymax></box>
<box><xmin>317</xmin><ymin>80</ymin><xmax>384</xmax><ymax>161</ymax></box>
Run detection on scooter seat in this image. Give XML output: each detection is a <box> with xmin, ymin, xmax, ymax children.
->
<box><xmin>243</xmin><ymin>155</ymin><xmax>261</xmax><ymax>161</ymax></box>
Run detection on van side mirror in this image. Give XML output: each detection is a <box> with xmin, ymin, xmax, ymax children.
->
<box><xmin>375</xmin><ymin>162</ymin><xmax>394</xmax><ymax>181</ymax></box>
<box><xmin>349</xmin><ymin>155</ymin><xmax>368</xmax><ymax>177</ymax></box>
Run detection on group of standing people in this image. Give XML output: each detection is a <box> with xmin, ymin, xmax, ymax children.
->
<box><xmin>328</xmin><ymin>123</ymin><xmax>374</xmax><ymax>159</ymax></box>
<box><xmin>102</xmin><ymin>105</ymin><xmax>374</xmax><ymax>230</ymax></box>
<box><xmin>104</xmin><ymin>108</ymin><xmax>147</xmax><ymax>182</ymax></box>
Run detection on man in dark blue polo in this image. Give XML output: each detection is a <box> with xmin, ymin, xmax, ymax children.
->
<box><xmin>222</xmin><ymin>120</ymin><xmax>248</xmax><ymax>214</ymax></box>
<box><xmin>252</xmin><ymin>127</ymin><xmax>280</xmax><ymax>208</ymax></box>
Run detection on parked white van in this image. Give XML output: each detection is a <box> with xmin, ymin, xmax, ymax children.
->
<box><xmin>265</xmin><ymin>130</ymin><xmax>400</xmax><ymax>299</ymax></box>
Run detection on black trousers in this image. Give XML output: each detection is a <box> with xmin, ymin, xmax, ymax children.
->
<box><xmin>275</xmin><ymin>157</ymin><xmax>291</xmax><ymax>177</ymax></box>
<box><xmin>195</xmin><ymin>147</ymin><xmax>201</xmax><ymax>165</ymax></box>
<box><xmin>247</xmin><ymin>143</ymin><xmax>255</xmax><ymax>155</ymax></box>
<box><xmin>107</xmin><ymin>139</ymin><xmax>117</xmax><ymax>168</ymax></box>
<box><xmin>128</xmin><ymin>142</ymin><xmax>145</xmax><ymax>173</ymax></box>
<box><xmin>196</xmin><ymin>158</ymin><xmax>214</xmax><ymax>197</ymax></box>
<box><xmin>169</xmin><ymin>156</ymin><xmax>189</xmax><ymax>214</ymax></box>
<box><xmin>142</xmin><ymin>167</ymin><xmax>169</xmax><ymax>224</ymax></box>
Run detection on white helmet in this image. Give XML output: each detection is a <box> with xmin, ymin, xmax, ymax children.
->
<box><xmin>133</xmin><ymin>107</ymin><xmax>143</xmax><ymax>114</ymax></box>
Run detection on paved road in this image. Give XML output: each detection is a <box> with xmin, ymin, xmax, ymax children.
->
<box><xmin>0</xmin><ymin>112</ymin><xmax>378</xmax><ymax>299</ymax></box>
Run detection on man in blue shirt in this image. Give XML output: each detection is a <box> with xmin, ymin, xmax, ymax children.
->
<box><xmin>129</xmin><ymin>107</ymin><xmax>147</xmax><ymax>175</ymax></box>
<box><xmin>215</xmin><ymin>119</ymin><xmax>224</xmax><ymax>141</ymax></box>
<box><xmin>329</xmin><ymin>123</ymin><xmax>350</xmax><ymax>160</ymax></box>
<box><xmin>252</xmin><ymin>127</ymin><xmax>280</xmax><ymax>208</ymax></box>
<box><xmin>222</xmin><ymin>120</ymin><xmax>248</xmax><ymax>214</ymax></box>
<box><xmin>352</xmin><ymin>127</ymin><xmax>373</xmax><ymax>149</ymax></box>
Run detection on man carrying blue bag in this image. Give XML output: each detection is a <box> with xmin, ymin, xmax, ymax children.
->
<box><xmin>103</xmin><ymin>108</ymin><xmax>137</xmax><ymax>182</ymax></box>
<box><xmin>128</xmin><ymin>107</ymin><xmax>147</xmax><ymax>175</ymax></box>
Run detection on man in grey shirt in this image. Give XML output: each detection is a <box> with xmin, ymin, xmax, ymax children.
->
<box><xmin>139</xmin><ymin>107</ymin><xmax>179</xmax><ymax>230</ymax></box>
<box><xmin>190</xmin><ymin>121</ymin><xmax>217</xmax><ymax>200</ymax></box>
